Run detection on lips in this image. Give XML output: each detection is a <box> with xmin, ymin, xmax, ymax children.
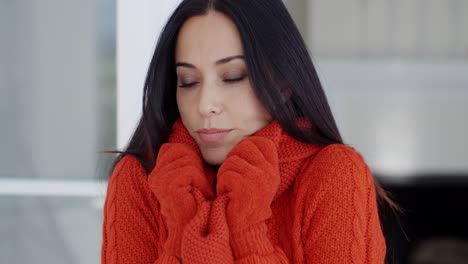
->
<box><xmin>196</xmin><ymin>128</ymin><xmax>232</xmax><ymax>133</ymax></box>
<box><xmin>196</xmin><ymin>129</ymin><xmax>233</xmax><ymax>143</ymax></box>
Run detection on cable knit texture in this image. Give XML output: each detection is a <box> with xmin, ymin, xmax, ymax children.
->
<box><xmin>101</xmin><ymin>117</ymin><xmax>387</xmax><ymax>264</ymax></box>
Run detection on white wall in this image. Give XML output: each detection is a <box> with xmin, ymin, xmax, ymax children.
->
<box><xmin>116</xmin><ymin>0</ymin><xmax>182</xmax><ymax>149</ymax></box>
<box><xmin>1</xmin><ymin>0</ymin><xmax>98</xmax><ymax>180</ymax></box>
<box><xmin>307</xmin><ymin>0</ymin><xmax>468</xmax><ymax>57</ymax></box>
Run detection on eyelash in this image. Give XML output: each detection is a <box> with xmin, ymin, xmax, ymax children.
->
<box><xmin>178</xmin><ymin>75</ymin><xmax>246</xmax><ymax>88</ymax></box>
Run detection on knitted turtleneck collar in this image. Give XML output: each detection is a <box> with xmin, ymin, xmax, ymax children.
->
<box><xmin>167</xmin><ymin>117</ymin><xmax>323</xmax><ymax>198</ymax></box>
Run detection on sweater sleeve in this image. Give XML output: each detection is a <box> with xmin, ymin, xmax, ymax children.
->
<box><xmin>101</xmin><ymin>155</ymin><xmax>179</xmax><ymax>264</ymax></box>
<box><xmin>297</xmin><ymin>144</ymin><xmax>387</xmax><ymax>264</ymax></box>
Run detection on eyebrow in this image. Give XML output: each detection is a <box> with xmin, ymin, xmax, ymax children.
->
<box><xmin>175</xmin><ymin>55</ymin><xmax>244</xmax><ymax>68</ymax></box>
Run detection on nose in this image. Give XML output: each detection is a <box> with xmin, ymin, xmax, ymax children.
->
<box><xmin>198</xmin><ymin>83</ymin><xmax>222</xmax><ymax>117</ymax></box>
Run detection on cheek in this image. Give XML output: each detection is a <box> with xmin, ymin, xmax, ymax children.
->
<box><xmin>228</xmin><ymin>87</ymin><xmax>270</xmax><ymax>120</ymax></box>
<box><xmin>176</xmin><ymin>90</ymin><xmax>194</xmax><ymax>116</ymax></box>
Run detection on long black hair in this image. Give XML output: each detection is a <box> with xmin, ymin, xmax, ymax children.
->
<box><xmin>101</xmin><ymin>0</ymin><xmax>399</xmax><ymax>222</ymax></box>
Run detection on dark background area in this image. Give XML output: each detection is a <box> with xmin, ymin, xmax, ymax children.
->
<box><xmin>381</xmin><ymin>175</ymin><xmax>468</xmax><ymax>264</ymax></box>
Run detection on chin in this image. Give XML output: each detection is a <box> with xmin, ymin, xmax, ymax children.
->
<box><xmin>200</xmin><ymin>149</ymin><xmax>228</xmax><ymax>165</ymax></box>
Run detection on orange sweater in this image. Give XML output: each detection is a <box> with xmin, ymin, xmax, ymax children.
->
<box><xmin>101</xmin><ymin>119</ymin><xmax>386</xmax><ymax>263</ymax></box>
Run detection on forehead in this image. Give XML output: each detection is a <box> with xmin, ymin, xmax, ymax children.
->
<box><xmin>175</xmin><ymin>11</ymin><xmax>244</xmax><ymax>64</ymax></box>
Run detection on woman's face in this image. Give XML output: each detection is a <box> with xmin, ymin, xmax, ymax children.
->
<box><xmin>175</xmin><ymin>10</ymin><xmax>272</xmax><ymax>165</ymax></box>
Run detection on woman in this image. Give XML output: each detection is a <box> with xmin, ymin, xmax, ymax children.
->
<box><xmin>101</xmin><ymin>0</ymin><xmax>396</xmax><ymax>263</ymax></box>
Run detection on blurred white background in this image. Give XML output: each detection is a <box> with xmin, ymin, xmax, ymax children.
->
<box><xmin>1</xmin><ymin>0</ymin><xmax>467</xmax><ymax>263</ymax></box>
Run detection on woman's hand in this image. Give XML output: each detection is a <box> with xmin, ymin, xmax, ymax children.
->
<box><xmin>181</xmin><ymin>189</ymin><xmax>234</xmax><ymax>264</ymax></box>
<box><xmin>148</xmin><ymin>142</ymin><xmax>215</xmax><ymax>255</ymax></box>
<box><xmin>216</xmin><ymin>136</ymin><xmax>281</xmax><ymax>234</ymax></box>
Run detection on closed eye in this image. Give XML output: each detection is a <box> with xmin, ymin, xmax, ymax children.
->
<box><xmin>178</xmin><ymin>75</ymin><xmax>247</xmax><ymax>88</ymax></box>
<box><xmin>179</xmin><ymin>82</ymin><xmax>199</xmax><ymax>88</ymax></box>
<box><xmin>224</xmin><ymin>75</ymin><xmax>246</xmax><ymax>83</ymax></box>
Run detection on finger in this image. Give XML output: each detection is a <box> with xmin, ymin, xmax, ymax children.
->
<box><xmin>230</xmin><ymin>141</ymin><xmax>264</xmax><ymax>167</ymax></box>
<box><xmin>155</xmin><ymin>143</ymin><xmax>185</xmax><ymax>165</ymax></box>
<box><xmin>156</xmin><ymin>186</ymin><xmax>197</xmax><ymax>222</ymax></box>
<box><xmin>231</xmin><ymin>137</ymin><xmax>279</xmax><ymax>168</ymax></box>
<box><xmin>158</xmin><ymin>169</ymin><xmax>214</xmax><ymax>205</ymax></box>
<box><xmin>148</xmin><ymin>167</ymin><xmax>191</xmax><ymax>195</ymax></box>
<box><xmin>218</xmin><ymin>154</ymin><xmax>259</xmax><ymax>176</ymax></box>
<box><xmin>155</xmin><ymin>144</ymin><xmax>202</xmax><ymax>173</ymax></box>
<box><xmin>185</xmin><ymin>199</ymin><xmax>211</xmax><ymax>236</ymax></box>
<box><xmin>218</xmin><ymin>154</ymin><xmax>278</xmax><ymax>194</ymax></box>
<box><xmin>215</xmin><ymin>169</ymin><xmax>237</xmax><ymax>195</ymax></box>
<box><xmin>161</xmin><ymin>164</ymin><xmax>206</xmax><ymax>188</ymax></box>
<box><xmin>218</xmin><ymin>155</ymin><xmax>263</xmax><ymax>183</ymax></box>
<box><xmin>249</xmin><ymin>136</ymin><xmax>277</xmax><ymax>154</ymax></box>
<box><xmin>251</xmin><ymin>138</ymin><xmax>279</xmax><ymax>167</ymax></box>
<box><xmin>191</xmin><ymin>187</ymin><xmax>206</xmax><ymax>207</ymax></box>
<box><xmin>156</xmin><ymin>155</ymin><xmax>195</xmax><ymax>173</ymax></box>
<box><xmin>215</xmin><ymin>169</ymin><xmax>255</xmax><ymax>198</ymax></box>
<box><xmin>218</xmin><ymin>171</ymin><xmax>256</xmax><ymax>214</ymax></box>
